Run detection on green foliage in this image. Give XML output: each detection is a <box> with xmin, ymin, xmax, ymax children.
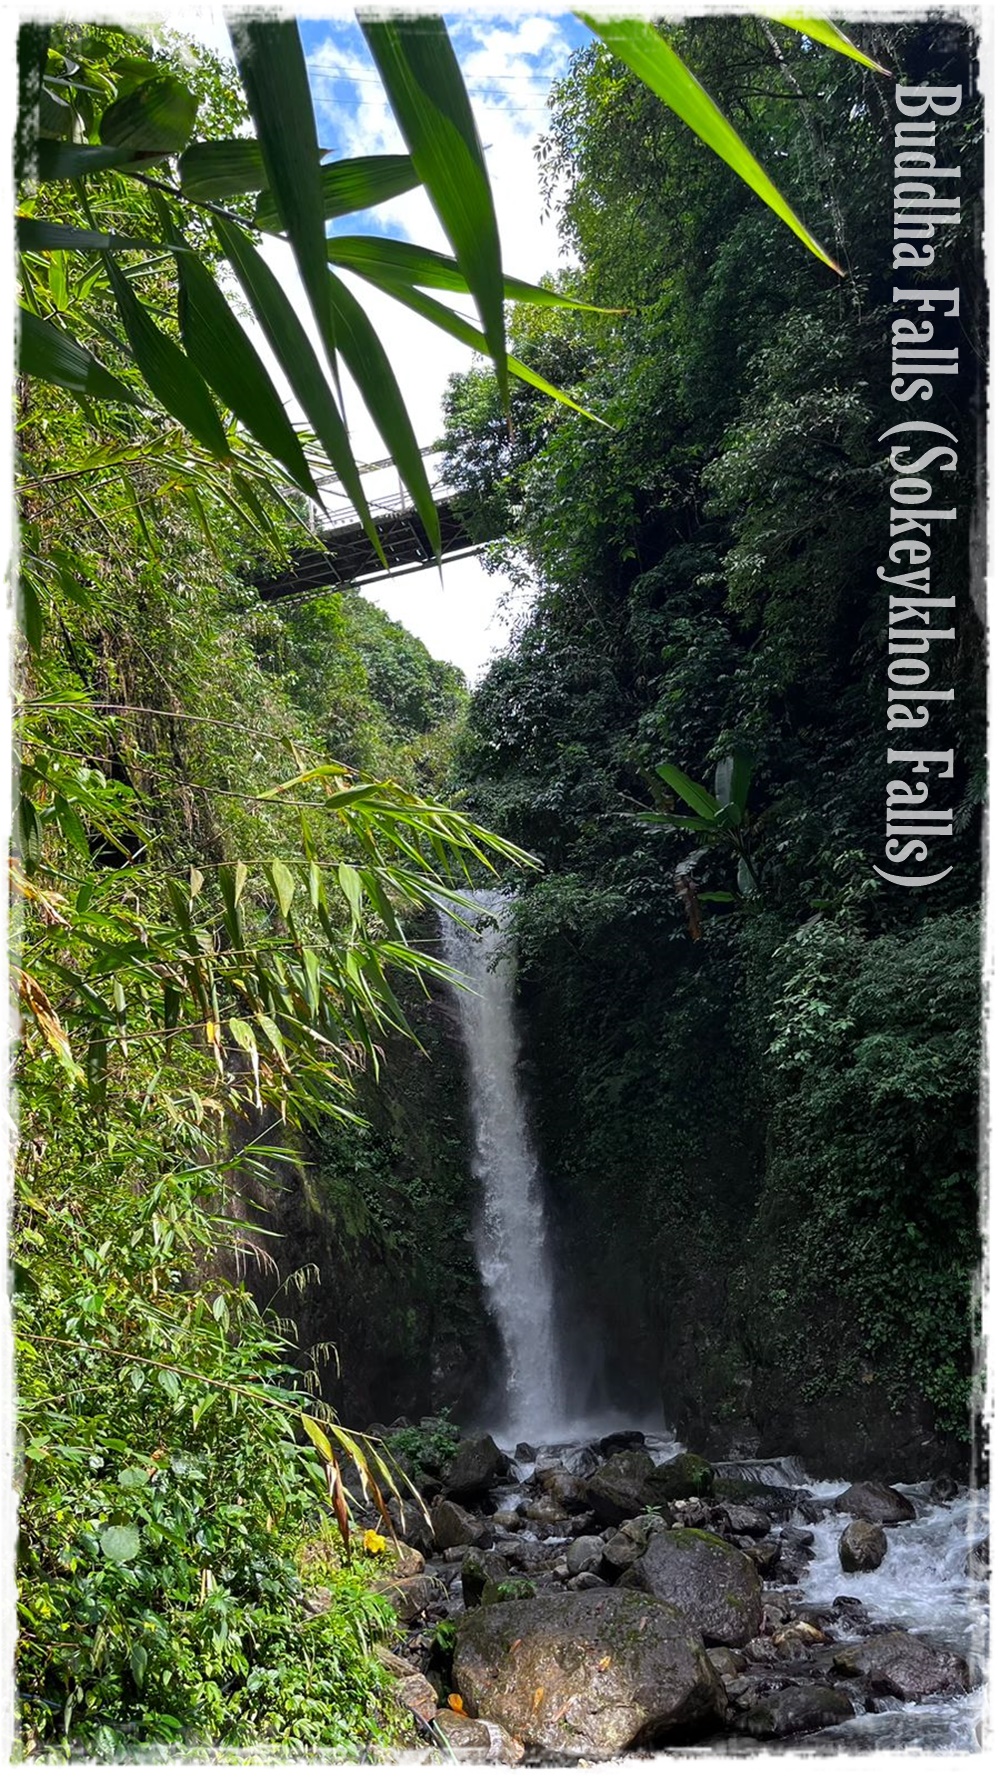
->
<box><xmin>384</xmin><ymin>1414</ymin><xmax>460</xmax><ymax>1480</ymax></box>
<box><xmin>446</xmin><ymin>16</ymin><xmax>982</xmax><ymax>1448</ymax></box>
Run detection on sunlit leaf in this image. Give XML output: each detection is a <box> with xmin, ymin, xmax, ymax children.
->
<box><xmin>762</xmin><ymin>11</ymin><xmax>891</xmax><ymax>74</ymax></box>
<box><xmin>99</xmin><ymin>72</ymin><xmax>197</xmax><ymax>153</ymax></box>
<box><xmin>104</xmin><ymin>256</ymin><xmax>230</xmax><ymax>456</ymax></box>
<box><xmin>361</xmin><ymin>14</ymin><xmax>509</xmax><ymax>400</ymax></box>
<box><xmin>230</xmin><ymin>18</ymin><xmax>337</xmax><ymax>368</ymax></box>
<box><xmin>576</xmin><ymin>13</ymin><xmax>841</xmax><ymax>272</ymax></box>
<box><xmin>255</xmin><ymin>152</ymin><xmax>420</xmax><ymax>231</ymax></box>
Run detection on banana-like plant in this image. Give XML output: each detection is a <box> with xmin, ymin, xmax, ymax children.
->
<box><xmin>638</xmin><ymin>750</ymin><xmax>761</xmax><ymax>936</ymax></box>
<box><xmin>16</xmin><ymin>12</ymin><xmax>885</xmax><ymax>550</ymax></box>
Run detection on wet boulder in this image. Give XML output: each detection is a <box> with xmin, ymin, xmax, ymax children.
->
<box><xmin>597</xmin><ymin>1429</ymin><xmax>648</xmax><ymax>1457</ymax></box>
<box><xmin>453</xmin><ymin>1589</ymin><xmax>722</xmax><ymax>1758</ymax></box>
<box><xmin>536</xmin><ymin>1465</ymin><xmax>588</xmax><ymax>1513</ymax></box>
<box><xmin>650</xmin><ymin>1452</ymin><xmax>715</xmax><ymax>1502</ymax></box>
<box><xmin>432</xmin><ymin>1498</ymin><xmax>489</xmax><ymax>1553</ymax></box>
<box><xmin>620</xmin><ymin>1527</ymin><xmax>763</xmax><ymax>1647</ymax></box>
<box><xmin>565</xmin><ymin>1534</ymin><xmax>605</xmax><ymax>1577</ymax></box>
<box><xmin>721</xmin><ymin>1503</ymin><xmax>773</xmax><ymax>1539</ymax></box>
<box><xmin>745</xmin><ymin>1683</ymin><xmax>854</xmax><ymax>1739</ymax></box>
<box><xmin>839</xmin><ymin>1518</ymin><xmax>888</xmax><ymax>1574</ymax></box>
<box><xmin>433</xmin><ymin>1708</ymin><xmax>523</xmax><ymax>1764</ymax></box>
<box><xmin>443</xmin><ymin>1434</ymin><xmax>504</xmax><ymax>1501</ymax></box>
<box><xmin>831</xmin><ymin>1630</ymin><xmax>969</xmax><ymax>1701</ymax></box>
<box><xmin>600</xmin><ymin>1514</ymin><xmax>661</xmax><ymax>1574</ymax></box>
<box><xmin>585</xmin><ymin>1448</ymin><xmax>656</xmax><ymax>1525</ymax></box>
<box><xmin>831</xmin><ymin>1481</ymin><xmax>916</xmax><ymax>1526</ymax></box>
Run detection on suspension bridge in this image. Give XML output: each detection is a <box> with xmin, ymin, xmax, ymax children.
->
<box><xmin>252</xmin><ymin>450</ymin><xmax>482</xmax><ymax>603</ymax></box>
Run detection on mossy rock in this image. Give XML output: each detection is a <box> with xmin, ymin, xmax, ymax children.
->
<box><xmin>649</xmin><ymin>1452</ymin><xmax>715</xmax><ymax>1502</ymax></box>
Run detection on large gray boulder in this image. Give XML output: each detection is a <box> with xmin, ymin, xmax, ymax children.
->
<box><xmin>839</xmin><ymin>1519</ymin><xmax>888</xmax><ymax>1574</ymax></box>
<box><xmin>831</xmin><ymin>1630</ymin><xmax>969</xmax><ymax>1701</ymax></box>
<box><xmin>831</xmin><ymin>1481</ymin><xmax>916</xmax><ymax>1526</ymax></box>
<box><xmin>585</xmin><ymin>1448</ymin><xmax>656</xmax><ymax>1525</ymax></box>
<box><xmin>431</xmin><ymin>1497</ymin><xmax>489</xmax><ymax>1552</ymax></box>
<box><xmin>443</xmin><ymin>1434</ymin><xmax>504</xmax><ymax>1501</ymax></box>
<box><xmin>621</xmin><ymin>1527</ymin><xmax>763</xmax><ymax>1647</ymax></box>
<box><xmin>453</xmin><ymin>1590</ymin><xmax>722</xmax><ymax>1758</ymax></box>
<box><xmin>565</xmin><ymin>1534</ymin><xmax>605</xmax><ymax>1578</ymax></box>
<box><xmin>462</xmin><ymin>1548</ymin><xmax>510</xmax><ymax>1607</ymax></box>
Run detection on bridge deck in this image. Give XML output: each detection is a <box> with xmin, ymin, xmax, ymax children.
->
<box><xmin>253</xmin><ymin>497</ymin><xmax>477</xmax><ymax>602</ymax></box>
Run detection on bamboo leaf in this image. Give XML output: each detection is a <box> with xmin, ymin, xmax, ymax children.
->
<box><xmin>17</xmin><ymin>306</ymin><xmax>138</xmax><ymax>404</ymax></box>
<box><xmin>103</xmin><ymin>256</ymin><xmax>230</xmax><ymax>457</ymax></box>
<box><xmin>255</xmin><ymin>152</ymin><xmax>420</xmax><ymax>232</ymax></box>
<box><xmin>326</xmin><ymin>234</ymin><xmax>616</xmax><ymax>312</ymax></box>
<box><xmin>229</xmin><ymin>18</ymin><xmax>337</xmax><ymax>367</ymax></box>
<box><xmin>576</xmin><ymin>12</ymin><xmax>841</xmax><ymax>272</ymax></box>
<box><xmin>31</xmin><ymin>139</ymin><xmax>135</xmax><ymax>180</ymax></box>
<box><xmin>337</xmin><ymin>270</ymin><xmax>607</xmax><ymax>425</ymax></box>
<box><xmin>18</xmin><ymin>216</ymin><xmax>161</xmax><ymax>254</ymax></box>
<box><xmin>99</xmin><ymin>72</ymin><xmax>198</xmax><ymax>154</ymax></box>
<box><xmin>178</xmin><ymin>137</ymin><xmax>265</xmax><ymax>199</ymax></box>
<box><xmin>360</xmin><ymin>14</ymin><xmax>508</xmax><ymax>400</ymax></box>
<box><xmin>762</xmin><ymin>12</ymin><xmax>891</xmax><ymax>74</ymax></box>
<box><xmin>268</xmin><ymin>859</ymin><xmax>295</xmax><ymax>920</ymax></box>
<box><xmin>325</xmin><ymin>268</ymin><xmax>441</xmax><ymax>554</ymax></box>
<box><xmin>301</xmin><ymin>1411</ymin><xmax>335</xmax><ymax>1465</ymax></box>
<box><xmin>211</xmin><ymin>214</ymin><xmax>382</xmax><ymax>557</ymax></box>
<box><xmin>158</xmin><ymin>204</ymin><xmax>318</xmax><ymax>498</ymax></box>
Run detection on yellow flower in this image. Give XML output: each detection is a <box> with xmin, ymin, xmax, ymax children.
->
<box><xmin>362</xmin><ymin>1529</ymin><xmax>387</xmax><ymax>1555</ymax></box>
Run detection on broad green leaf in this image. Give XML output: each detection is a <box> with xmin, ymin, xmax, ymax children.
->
<box><xmin>635</xmin><ymin>809</ymin><xmax>717</xmax><ymax>833</ymax></box>
<box><xmin>714</xmin><ymin>749</ymin><xmax>754</xmax><ymax>818</ymax></box>
<box><xmin>230</xmin><ymin>19</ymin><xmax>337</xmax><ymax>367</ymax></box>
<box><xmin>339</xmin><ymin>270</ymin><xmax>606</xmax><ymax>425</ymax></box>
<box><xmin>31</xmin><ymin>139</ymin><xmax>134</xmax><ymax>180</ymax></box>
<box><xmin>338</xmin><ymin>863</ymin><xmax>364</xmax><ymax>928</ymax></box>
<box><xmin>326</xmin><ymin>268</ymin><xmax>440</xmax><ymax>555</ymax></box>
<box><xmin>699</xmin><ymin>890</ymin><xmax>738</xmax><ymax>903</ymax></box>
<box><xmin>18</xmin><ymin>307</ymin><xmax>138</xmax><ymax>404</ymax></box>
<box><xmin>268</xmin><ymin>859</ymin><xmax>295</xmax><ymax>920</ymax></box>
<box><xmin>576</xmin><ymin>13</ymin><xmax>841</xmax><ymax>272</ymax></box>
<box><xmin>100</xmin><ymin>1523</ymin><xmax>141</xmax><ymax>1563</ymax></box>
<box><xmin>178</xmin><ymin>137</ymin><xmax>265</xmax><ymax>199</ymax></box>
<box><xmin>737</xmin><ymin>856</ymin><xmax>757</xmax><ymax>896</ymax></box>
<box><xmin>255</xmin><ymin>153</ymin><xmax>420</xmax><ymax>232</ymax></box>
<box><xmin>653</xmin><ymin>760</ymin><xmax>720</xmax><ymax>819</ymax></box>
<box><xmin>104</xmin><ymin>256</ymin><xmax>230</xmax><ymax>457</ymax></box>
<box><xmin>18</xmin><ymin>216</ymin><xmax>161</xmax><ymax>254</ymax></box>
<box><xmin>302</xmin><ymin>948</ymin><xmax>321</xmax><ymax>1014</ymax></box>
<box><xmin>99</xmin><ymin>73</ymin><xmax>198</xmax><ymax>153</ymax></box>
<box><xmin>762</xmin><ymin>12</ymin><xmax>891</xmax><ymax>74</ymax></box>
<box><xmin>361</xmin><ymin>15</ymin><xmax>508</xmax><ymax>401</ymax></box>
<box><xmin>325</xmin><ymin>235</ymin><xmax>616</xmax><ymax>312</ymax></box>
<box><xmin>159</xmin><ymin>204</ymin><xmax>318</xmax><ymax>498</ymax></box>
<box><xmin>211</xmin><ymin>214</ymin><xmax>382</xmax><ymax>557</ymax></box>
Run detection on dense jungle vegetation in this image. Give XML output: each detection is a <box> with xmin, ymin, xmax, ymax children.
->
<box><xmin>11</xmin><ymin>8</ymin><xmax>982</xmax><ymax>1762</ymax></box>
<box><xmin>444</xmin><ymin>15</ymin><xmax>984</xmax><ymax>1476</ymax></box>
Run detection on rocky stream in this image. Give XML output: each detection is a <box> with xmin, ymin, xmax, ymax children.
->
<box><xmin>349</xmin><ymin>1426</ymin><xmax>988</xmax><ymax>1762</ymax></box>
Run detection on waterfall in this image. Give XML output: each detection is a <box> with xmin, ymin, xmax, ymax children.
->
<box><xmin>439</xmin><ymin>889</ymin><xmax>567</xmax><ymax>1442</ymax></box>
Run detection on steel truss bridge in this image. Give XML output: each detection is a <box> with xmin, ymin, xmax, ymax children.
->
<box><xmin>252</xmin><ymin>450</ymin><xmax>481</xmax><ymax>604</ymax></box>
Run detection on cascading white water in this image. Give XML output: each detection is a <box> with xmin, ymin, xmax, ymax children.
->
<box><xmin>439</xmin><ymin>889</ymin><xmax>567</xmax><ymax>1442</ymax></box>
